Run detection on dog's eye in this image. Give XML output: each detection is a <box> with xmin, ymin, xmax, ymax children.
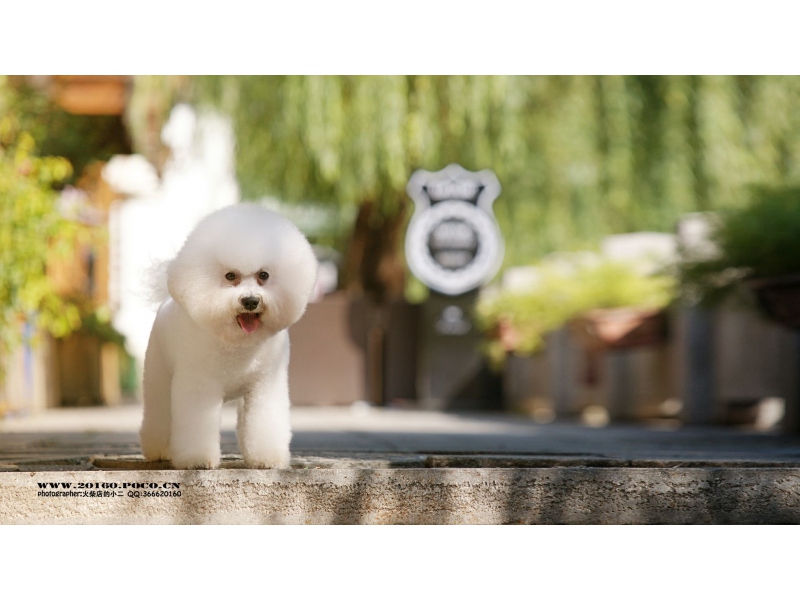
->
<box><xmin>258</xmin><ymin>271</ymin><xmax>269</xmax><ymax>282</ymax></box>
<box><xmin>225</xmin><ymin>272</ymin><xmax>237</xmax><ymax>282</ymax></box>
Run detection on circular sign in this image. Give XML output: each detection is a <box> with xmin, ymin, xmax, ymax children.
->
<box><xmin>405</xmin><ymin>199</ymin><xmax>504</xmax><ymax>295</ymax></box>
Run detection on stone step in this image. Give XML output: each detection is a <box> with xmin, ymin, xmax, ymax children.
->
<box><xmin>3</xmin><ymin>454</ymin><xmax>800</xmax><ymax>524</ymax></box>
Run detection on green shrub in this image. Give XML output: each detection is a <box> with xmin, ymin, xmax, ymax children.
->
<box><xmin>679</xmin><ymin>185</ymin><xmax>800</xmax><ymax>306</ymax></box>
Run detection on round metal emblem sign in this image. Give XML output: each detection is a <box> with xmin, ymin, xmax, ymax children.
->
<box><xmin>405</xmin><ymin>164</ymin><xmax>504</xmax><ymax>296</ymax></box>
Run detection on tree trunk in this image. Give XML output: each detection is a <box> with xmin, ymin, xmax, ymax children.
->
<box><xmin>342</xmin><ymin>200</ymin><xmax>407</xmax><ymax>405</ymax></box>
<box><xmin>342</xmin><ymin>199</ymin><xmax>406</xmax><ymax>303</ymax></box>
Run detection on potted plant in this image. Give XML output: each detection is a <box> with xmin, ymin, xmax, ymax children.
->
<box><xmin>476</xmin><ymin>254</ymin><xmax>677</xmax><ymax>418</ymax></box>
<box><xmin>476</xmin><ymin>254</ymin><xmax>677</xmax><ymax>364</ymax></box>
<box><xmin>679</xmin><ymin>185</ymin><xmax>800</xmax><ymax>328</ymax></box>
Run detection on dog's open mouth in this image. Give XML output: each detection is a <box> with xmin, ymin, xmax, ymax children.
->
<box><xmin>236</xmin><ymin>312</ymin><xmax>262</xmax><ymax>334</ymax></box>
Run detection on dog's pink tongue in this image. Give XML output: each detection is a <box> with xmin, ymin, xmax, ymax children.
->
<box><xmin>237</xmin><ymin>313</ymin><xmax>260</xmax><ymax>334</ymax></box>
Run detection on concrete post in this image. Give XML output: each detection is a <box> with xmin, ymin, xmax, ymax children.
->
<box><xmin>682</xmin><ymin>306</ymin><xmax>716</xmax><ymax>425</ymax></box>
<box><xmin>551</xmin><ymin>328</ymin><xmax>576</xmax><ymax>417</ymax></box>
<box><xmin>608</xmin><ymin>350</ymin><xmax>634</xmax><ymax>421</ymax></box>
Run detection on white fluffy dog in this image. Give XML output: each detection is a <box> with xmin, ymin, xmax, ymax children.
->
<box><xmin>139</xmin><ymin>204</ymin><xmax>318</xmax><ymax>469</ymax></box>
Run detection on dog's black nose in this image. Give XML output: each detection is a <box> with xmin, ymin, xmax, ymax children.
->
<box><xmin>240</xmin><ymin>296</ymin><xmax>261</xmax><ymax>311</ymax></box>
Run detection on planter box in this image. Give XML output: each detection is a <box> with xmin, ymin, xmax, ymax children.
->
<box><xmin>570</xmin><ymin>308</ymin><xmax>668</xmax><ymax>351</ymax></box>
<box><xmin>500</xmin><ymin>325</ymin><xmax>677</xmax><ymax>422</ymax></box>
<box><xmin>502</xmin><ymin>352</ymin><xmax>553</xmax><ymax>420</ymax></box>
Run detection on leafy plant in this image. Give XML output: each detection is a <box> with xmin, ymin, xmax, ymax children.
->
<box><xmin>0</xmin><ymin>86</ymin><xmax>82</xmax><ymax>384</ymax></box>
<box><xmin>679</xmin><ymin>185</ymin><xmax>800</xmax><ymax>306</ymax></box>
<box><xmin>5</xmin><ymin>78</ymin><xmax>132</xmax><ymax>186</ymax></box>
<box><xmin>476</xmin><ymin>255</ymin><xmax>676</xmax><ymax>366</ymax></box>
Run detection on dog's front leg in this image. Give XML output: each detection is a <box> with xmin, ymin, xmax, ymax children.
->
<box><xmin>170</xmin><ymin>372</ymin><xmax>223</xmax><ymax>469</ymax></box>
<box><xmin>238</xmin><ymin>369</ymin><xmax>292</xmax><ymax>469</ymax></box>
<box><xmin>140</xmin><ymin>338</ymin><xmax>172</xmax><ymax>463</ymax></box>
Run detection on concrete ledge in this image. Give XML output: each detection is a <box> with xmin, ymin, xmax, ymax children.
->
<box><xmin>4</xmin><ymin>466</ymin><xmax>800</xmax><ymax>524</ymax></box>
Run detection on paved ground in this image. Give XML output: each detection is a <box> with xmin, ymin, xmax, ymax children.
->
<box><xmin>3</xmin><ymin>405</ymin><xmax>800</xmax><ymax>524</ymax></box>
<box><xmin>3</xmin><ymin>403</ymin><xmax>800</xmax><ymax>468</ymax></box>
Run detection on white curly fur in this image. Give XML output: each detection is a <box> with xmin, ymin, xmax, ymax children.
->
<box><xmin>139</xmin><ymin>204</ymin><xmax>317</xmax><ymax>469</ymax></box>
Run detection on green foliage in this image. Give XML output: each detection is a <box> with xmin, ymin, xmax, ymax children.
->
<box><xmin>0</xmin><ymin>84</ymin><xmax>82</xmax><ymax>380</ymax></box>
<box><xmin>5</xmin><ymin>79</ymin><xmax>131</xmax><ymax>185</ymax></box>
<box><xmin>680</xmin><ymin>185</ymin><xmax>800</xmax><ymax>305</ymax></box>
<box><xmin>79</xmin><ymin>307</ymin><xmax>125</xmax><ymax>346</ymax></box>
<box><xmin>716</xmin><ymin>186</ymin><xmax>800</xmax><ymax>276</ymax></box>
<box><xmin>476</xmin><ymin>257</ymin><xmax>677</xmax><ymax>366</ymax></box>
<box><xmin>567</xmin><ymin>260</ymin><xmax>676</xmax><ymax>311</ymax></box>
<box><xmin>129</xmin><ymin>76</ymin><xmax>800</xmax><ymax>270</ymax></box>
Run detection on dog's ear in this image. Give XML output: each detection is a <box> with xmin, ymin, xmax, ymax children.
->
<box><xmin>166</xmin><ymin>254</ymin><xmax>190</xmax><ymax>306</ymax></box>
<box><xmin>145</xmin><ymin>259</ymin><xmax>171</xmax><ymax>306</ymax></box>
<box><xmin>267</xmin><ymin>239</ymin><xmax>319</xmax><ymax>329</ymax></box>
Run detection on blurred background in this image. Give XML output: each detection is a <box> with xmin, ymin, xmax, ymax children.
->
<box><xmin>2</xmin><ymin>75</ymin><xmax>800</xmax><ymax>431</ymax></box>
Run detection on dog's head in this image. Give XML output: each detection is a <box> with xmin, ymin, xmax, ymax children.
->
<box><xmin>167</xmin><ymin>204</ymin><xmax>318</xmax><ymax>345</ymax></box>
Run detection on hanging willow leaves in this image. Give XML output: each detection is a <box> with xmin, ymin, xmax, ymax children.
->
<box><xmin>696</xmin><ymin>75</ymin><xmax>751</xmax><ymax>211</ymax></box>
<box><xmin>129</xmin><ymin>75</ymin><xmax>800</xmax><ymax>292</ymax></box>
<box><xmin>659</xmin><ymin>75</ymin><xmax>695</xmax><ymax>220</ymax></box>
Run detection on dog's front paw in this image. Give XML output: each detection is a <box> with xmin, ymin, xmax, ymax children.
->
<box><xmin>140</xmin><ymin>430</ymin><xmax>171</xmax><ymax>463</ymax></box>
<box><xmin>171</xmin><ymin>451</ymin><xmax>221</xmax><ymax>470</ymax></box>
<box><xmin>142</xmin><ymin>448</ymin><xmax>172</xmax><ymax>463</ymax></box>
<box><xmin>243</xmin><ymin>451</ymin><xmax>291</xmax><ymax>470</ymax></box>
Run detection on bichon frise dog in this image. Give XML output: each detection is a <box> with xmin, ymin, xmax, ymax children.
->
<box><xmin>139</xmin><ymin>204</ymin><xmax>318</xmax><ymax>469</ymax></box>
